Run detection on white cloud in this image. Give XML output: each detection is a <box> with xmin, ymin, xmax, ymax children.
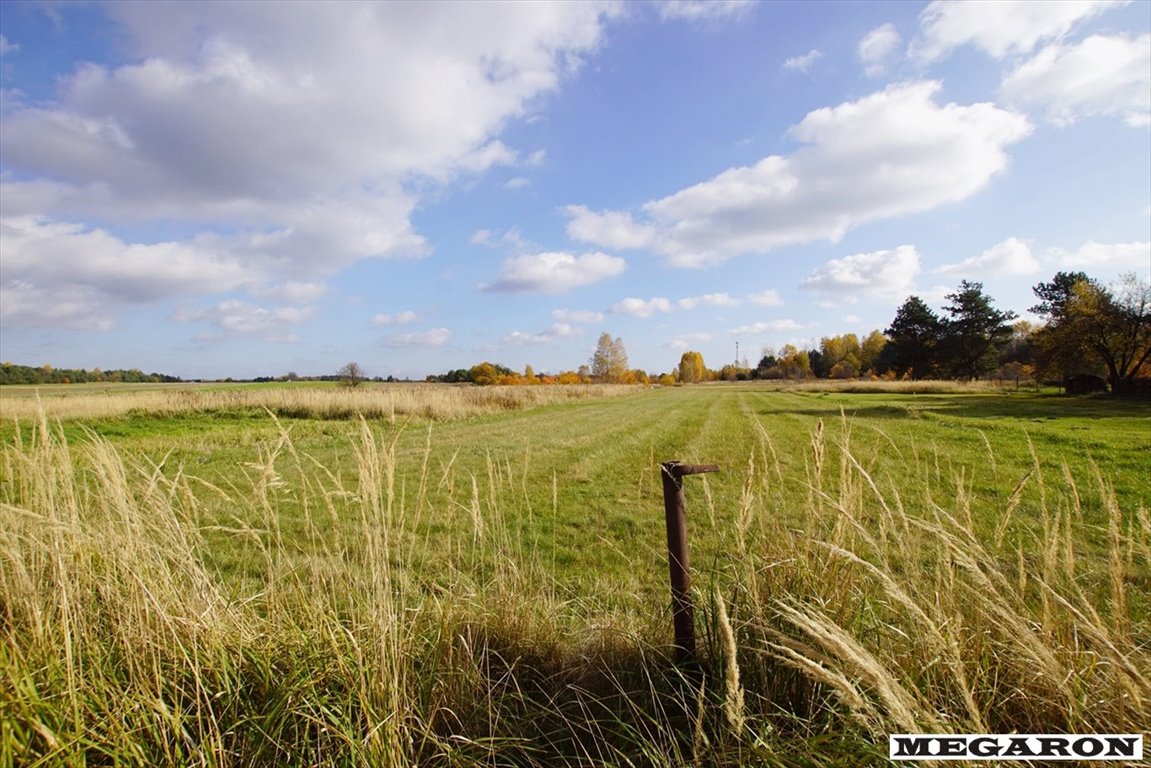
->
<box><xmin>568</xmin><ymin>82</ymin><xmax>1031</xmax><ymax>267</ymax></box>
<box><xmin>382</xmin><ymin>328</ymin><xmax>452</xmax><ymax>348</ymax></box>
<box><xmin>471</xmin><ymin>226</ymin><xmax>535</xmax><ymax>250</ymax></box>
<box><xmin>251</xmin><ymin>281</ymin><xmax>327</xmax><ymax>303</ymax></box>
<box><xmin>553</xmin><ymin>308</ymin><xmax>605</xmax><ymax>323</ymax></box>
<box><xmin>502</xmin><ymin>323</ymin><xmax>580</xmax><ymax>345</ymax></box>
<box><xmin>1001</xmin><ymin>34</ymin><xmax>1151</xmax><ymax>127</ymax></box>
<box><xmin>747</xmin><ymin>289</ymin><xmax>783</xmax><ymax>306</ymax></box>
<box><xmin>372</xmin><ymin>310</ymin><xmax>419</xmax><ymax>326</ymax></box>
<box><xmin>457</xmin><ymin>140</ymin><xmax>518</xmax><ymax>174</ymax></box>
<box><xmin>610</xmin><ymin>297</ymin><xmax>674</xmax><ymax>318</ymax></box>
<box><xmin>676</xmin><ymin>292</ymin><xmax>739</xmax><ymax>309</ymax></box>
<box><xmin>173</xmin><ymin>299</ymin><xmax>312</xmax><ymax>342</ymax></box>
<box><xmin>0</xmin><ymin>34</ymin><xmax>18</xmax><ymax>56</ymax></box>
<box><xmin>666</xmin><ymin>332</ymin><xmax>714</xmax><ymax>350</ymax></box>
<box><xmin>526</xmin><ymin>149</ymin><xmax>547</xmax><ymax>166</ymax></box>
<box><xmin>505</xmin><ymin>176</ymin><xmax>531</xmax><ymax>189</ymax></box>
<box><xmin>911</xmin><ymin>0</ymin><xmax>1123</xmax><ymax>63</ymax></box>
<box><xmin>859</xmin><ymin>24</ymin><xmax>901</xmax><ymax>77</ymax></box>
<box><xmin>0</xmin><ymin>2</ymin><xmax>615</xmax><ymax>319</ymax></box>
<box><xmin>937</xmin><ymin>237</ymin><xmax>1041</xmax><ymax>275</ymax></box>
<box><xmin>730</xmin><ymin>320</ymin><xmax>804</xmax><ymax>335</ymax></box>
<box><xmin>1047</xmin><ymin>241</ymin><xmax>1151</xmax><ymax>270</ymax></box>
<box><xmin>783</xmin><ymin>49</ymin><xmax>822</xmax><ymax>73</ymax></box>
<box><xmin>656</xmin><ymin>0</ymin><xmax>754</xmax><ymax>22</ymax></box>
<box><xmin>564</xmin><ymin>205</ymin><xmax>657</xmax><ymax>250</ymax></box>
<box><xmin>0</xmin><ymin>215</ymin><xmax>258</xmax><ymax>329</ymax></box>
<box><xmin>484</xmin><ymin>251</ymin><xmax>626</xmax><ymax>293</ymax></box>
<box><xmin>801</xmin><ymin>244</ymin><xmax>921</xmax><ymax>297</ymax></box>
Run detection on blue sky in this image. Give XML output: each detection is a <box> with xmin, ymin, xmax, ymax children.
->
<box><xmin>1</xmin><ymin>0</ymin><xmax>1148</xmax><ymax>380</ymax></box>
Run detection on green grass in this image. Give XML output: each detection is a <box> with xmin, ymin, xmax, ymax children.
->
<box><xmin>2</xmin><ymin>383</ymin><xmax>1148</xmax><ymax>766</ymax></box>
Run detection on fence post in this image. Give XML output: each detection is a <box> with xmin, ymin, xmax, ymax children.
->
<box><xmin>661</xmin><ymin>460</ymin><xmax>719</xmax><ymax>667</ymax></box>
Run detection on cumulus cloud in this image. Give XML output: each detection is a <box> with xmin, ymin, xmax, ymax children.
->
<box><xmin>783</xmin><ymin>49</ymin><xmax>822</xmax><ymax>73</ymax></box>
<box><xmin>656</xmin><ymin>0</ymin><xmax>754</xmax><ymax>22</ymax></box>
<box><xmin>564</xmin><ymin>206</ymin><xmax>657</xmax><ymax>250</ymax></box>
<box><xmin>666</xmin><ymin>332</ymin><xmax>714</xmax><ymax>350</ymax></box>
<box><xmin>372</xmin><ymin>310</ymin><xmax>420</xmax><ymax>326</ymax></box>
<box><xmin>0</xmin><ymin>2</ymin><xmax>615</xmax><ymax>321</ymax></box>
<box><xmin>553</xmin><ymin>308</ymin><xmax>605</xmax><ymax>323</ymax></box>
<box><xmin>610</xmin><ymin>297</ymin><xmax>674</xmax><ymax>318</ymax></box>
<box><xmin>0</xmin><ymin>215</ymin><xmax>258</xmax><ymax>329</ymax></box>
<box><xmin>910</xmin><ymin>0</ymin><xmax>1122</xmax><ymax>63</ymax></box>
<box><xmin>1001</xmin><ymin>34</ymin><xmax>1151</xmax><ymax>127</ymax></box>
<box><xmin>250</xmin><ymin>281</ymin><xmax>327</xmax><ymax>303</ymax></box>
<box><xmin>566</xmin><ymin>82</ymin><xmax>1031</xmax><ymax>267</ymax></box>
<box><xmin>173</xmin><ymin>300</ymin><xmax>313</xmax><ymax>342</ymax></box>
<box><xmin>859</xmin><ymin>24</ymin><xmax>901</xmax><ymax>77</ymax></box>
<box><xmin>937</xmin><ymin>237</ymin><xmax>1041</xmax><ymax>275</ymax></box>
<box><xmin>801</xmin><ymin>244</ymin><xmax>921</xmax><ymax>297</ymax></box>
<box><xmin>483</xmin><ymin>251</ymin><xmax>626</xmax><ymax>293</ymax></box>
<box><xmin>676</xmin><ymin>292</ymin><xmax>739</xmax><ymax>309</ymax></box>
<box><xmin>382</xmin><ymin>328</ymin><xmax>452</xmax><ymax>348</ymax></box>
<box><xmin>0</xmin><ymin>34</ymin><xmax>18</xmax><ymax>56</ymax></box>
<box><xmin>747</xmin><ymin>289</ymin><xmax>783</xmax><ymax>306</ymax></box>
<box><xmin>1048</xmin><ymin>241</ymin><xmax>1151</xmax><ymax>270</ymax></box>
<box><xmin>502</xmin><ymin>323</ymin><xmax>580</xmax><ymax>345</ymax></box>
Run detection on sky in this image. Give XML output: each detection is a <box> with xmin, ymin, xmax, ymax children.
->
<box><xmin>1</xmin><ymin>0</ymin><xmax>1149</xmax><ymax>380</ymax></box>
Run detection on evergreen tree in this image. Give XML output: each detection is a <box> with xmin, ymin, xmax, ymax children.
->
<box><xmin>941</xmin><ymin>281</ymin><xmax>1017</xmax><ymax>381</ymax></box>
<box><xmin>885</xmin><ymin>296</ymin><xmax>943</xmax><ymax>379</ymax></box>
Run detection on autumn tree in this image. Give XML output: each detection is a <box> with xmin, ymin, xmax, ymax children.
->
<box><xmin>860</xmin><ymin>330</ymin><xmax>887</xmax><ymax>374</ymax></box>
<box><xmin>1031</xmin><ymin>272</ymin><xmax>1151</xmax><ymax>393</ymax></box>
<box><xmin>775</xmin><ymin>344</ymin><xmax>812</xmax><ymax>379</ymax></box>
<box><xmin>337</xmin><ymin>361</ymin><xmax>364</xmax><ymax>387</ymax></box>
<box><xmin>590</xmin><ymin>333</ymin><xmax>629</xmax><ymax>383</ymax></box>
<box><xmin>820</xmin><ymin>334</ymin><xmax>861</xmax><ymax>378</ymax></box>
<box><xmin>677</xmin><ymin>350</ymin><xmax>707</xmax><ymax>383</ymax></box>
<box><xmin>885</xmin><ymin>296</ymin><xmax>944</xmax><ymax>380</ymax></box>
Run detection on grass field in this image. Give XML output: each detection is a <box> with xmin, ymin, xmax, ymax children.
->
<box><xmin>2</xmin><ymin>382</ymin><xmax>1149</xmax><ymax>766</ymax></box>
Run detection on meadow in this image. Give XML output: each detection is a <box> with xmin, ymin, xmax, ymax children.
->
<box><xmin>2</xmin><ymin>381</ymin><xmax>1148</xmax><ymax>766</ymax></box>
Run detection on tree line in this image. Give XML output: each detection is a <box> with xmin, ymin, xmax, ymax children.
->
<box><xmin>416</xmin><ymin>271</ymin><xmax>1147</xmax><ymax>394</ymax></box>
<box><xmin>672</xmin><ymin>272</ymin><xmax>1149</xmax><ymax>394</ymax></box>
<box><xmin>0</xmin><ymin>362</ymin><xmax>182</xmax><ymax>386</ymax></box>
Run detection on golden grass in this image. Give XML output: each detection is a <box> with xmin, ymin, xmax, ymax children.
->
<box><xmin>2</xmin><ymin>406</ymin><xmax>1147</xmax><ymax>766</ymax></box>
<box><xmin>0</xmin><ymin>382</ymin><xmax>640</xmax><ymax>423</ymax></box>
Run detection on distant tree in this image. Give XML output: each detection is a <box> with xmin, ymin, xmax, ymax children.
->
<box><xmin>885</xmin><ymin>296</ymin><xmax>944</xmax><ymax>380</ymax></box>
<box><xmin>942</xmin><ymin>281</ymin><xmax>1017</xmax><ymax>380</ymax></box>
<box><xmin>754</xmin><ymin>353</ymin><xmax>778</xmax><ymax>379</ymax></box>
<box><xmin>468</xmin><ymin>361</ymin><xmax>514</xmax><ymax>386</ymax></box>
<box><xmin>1031</xmin><ymin>271</ymin><xmax>1151</xmax><ymax>393</ymax></box>
<box><xmin>590</xmin><ymin>332</ymin><xmax>629</xmax><ymax>383</ymax></box>
<box><xmin>820</xmin><ymin>334</ymin><xmax>861</xmax><ymax>376</ymax></box>
<box><xmin>678</xmin><ymin>350</ymin><xmax>707</xmax><ymax>383</ymax></box>
<box><xmin>775</xmin><ymin>345</ymin><xmax>812</xmax><ymax>379</ymax></box>
<box><xmin>810</xmin><ymin>349</ymin><xmax>831</xmax><ymax>378</ymax></box>
<box><xmin>337</xmin><ymin>361</ymin><xmax>365</xmax><ymax>387</ymax></box>
<box><xmin>860</xmin><ymin>330</ymin><xmax>887</xmax><ymax>374</ymax></box>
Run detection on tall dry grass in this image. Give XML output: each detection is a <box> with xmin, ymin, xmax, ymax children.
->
<box><xmin>1</xmin><ymin>410</ymin><xmax>1147</xmax><ymax>766</ymax></box>
<box><xmin>0</xmin><ymin>383</ymin><xmax>639</xmax><ymax>424</ymax></box>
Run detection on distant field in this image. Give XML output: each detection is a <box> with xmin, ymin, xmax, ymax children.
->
<box><xmin>3</xmin><ymin>382</ymin><xmax>1148</xmax><ymax>766</ymax></box>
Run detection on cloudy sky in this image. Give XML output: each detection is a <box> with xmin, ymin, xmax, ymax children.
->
<box><xmin>1</xmin><ymin>0</ymin><xmax>1148</xmax><ymax>379</ymax></box>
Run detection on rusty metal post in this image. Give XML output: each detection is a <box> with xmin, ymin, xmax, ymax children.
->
<box><xmin>661</xmin><ymin>460</ymin><xmax>719</xmax><ymax>667</ymax></box>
